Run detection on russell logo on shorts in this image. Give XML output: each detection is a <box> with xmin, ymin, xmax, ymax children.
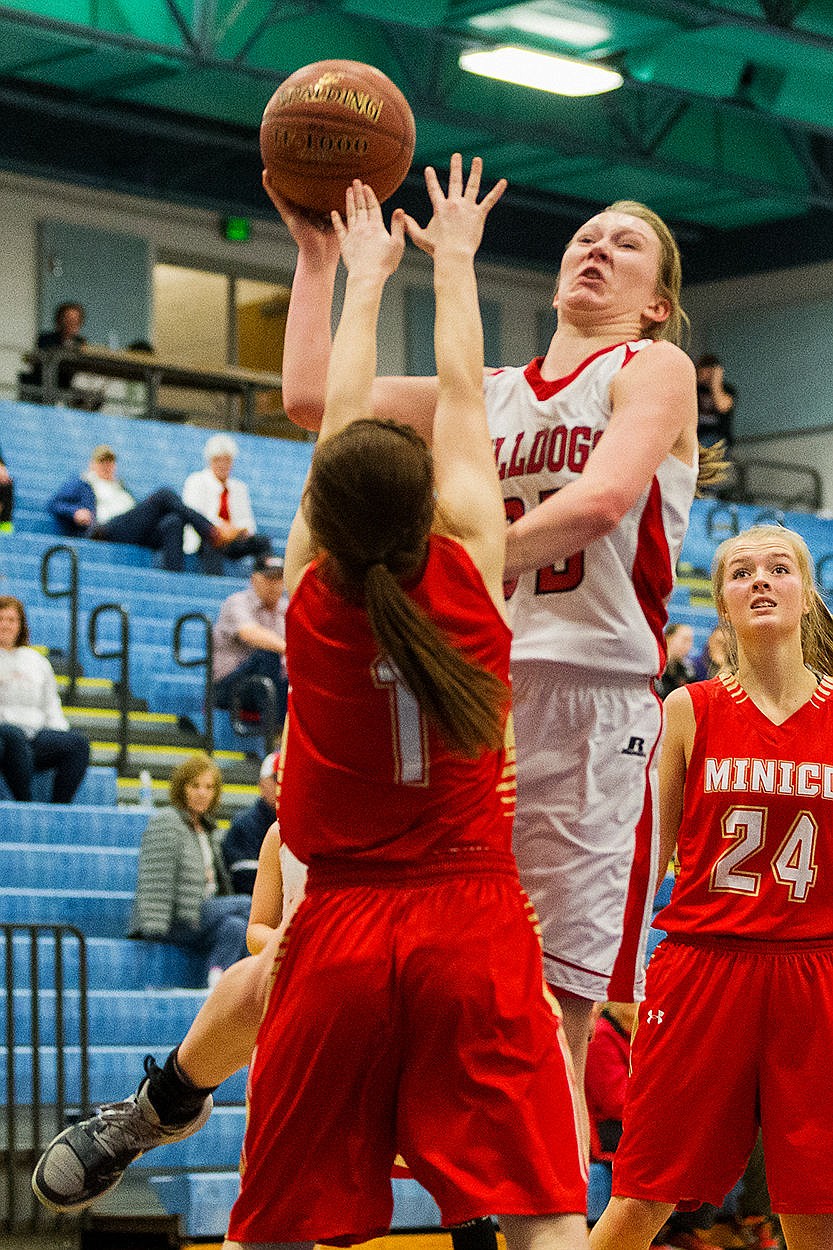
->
<box><xmin>621</xmin><ymin>735</ymin><xmax>646</xmax><ymax>757</ymax></box>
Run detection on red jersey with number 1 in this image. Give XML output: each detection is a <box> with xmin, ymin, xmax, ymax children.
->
<box><xmin>278</xmin><ymin>534</ymin><xmax>514</xmax><ymax>866</ymax></box>
<box><xmin>656</xmin><ymin>673</ymin><xmax>833</xmax><ymax>943</ymax></box>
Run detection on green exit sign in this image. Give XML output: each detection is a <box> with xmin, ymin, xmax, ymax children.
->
<box><xmin>223</xmin><ymin>216</ymin><xmax>251</xmax><ymax>242</ymax></box>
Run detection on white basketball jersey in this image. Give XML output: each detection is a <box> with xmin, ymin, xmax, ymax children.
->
<box><xmin>484</xmin><ymin>343</ymin><xmax>696</xmax><ymax>678</ymax></box>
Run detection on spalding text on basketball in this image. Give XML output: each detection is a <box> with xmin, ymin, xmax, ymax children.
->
<box><xmin>275</xmin><ymin>79</ymin><xmax>384</xmax><ymax>124</ymax></box>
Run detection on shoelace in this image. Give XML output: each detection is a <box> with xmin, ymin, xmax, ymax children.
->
<box><xmin>82</xmin><ymin>1097</ymin><xmax>157</xmax><ymax>1156</ymax></box>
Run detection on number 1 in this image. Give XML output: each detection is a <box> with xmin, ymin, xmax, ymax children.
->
<box><xmin>372</xmin><ymin>658</ymin><xmax>429</xmax><ymax>786</ymax></box>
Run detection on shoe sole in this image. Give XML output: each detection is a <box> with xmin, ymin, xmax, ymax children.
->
<box><xmin>31</xmin><ymin>1095</ymin><xmax>213</xmax><ymax>1213</ymax></box>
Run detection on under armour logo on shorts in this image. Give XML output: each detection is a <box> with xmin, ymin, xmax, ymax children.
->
<box><xmin>646</xmin><ymin>1009</ymin><xmax>664</xmax><ymax>1024</ymax></box>
<box><xmin>621</xmin><ymin>735</ymin><xmax>646</xmax><ymax>757</ymax></box>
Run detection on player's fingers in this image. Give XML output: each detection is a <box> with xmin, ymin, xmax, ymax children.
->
<box><xmin>344</xmin><ymin>182</ymin><xmax>358</xmax><ymax>224</ymax></box>
<box><xmin>390</xmin><ymin>207</ymin><xmax>407</xmax><ymax>246</ymax></box>
<box><xmin>330</xmin><ymin>211</ymin><xmax>347</xmax><ymax>243</ymax></box>
<box><xmin>423</xmin><ymin>165</ymin><xmax>442</xmax><ymax>206</ymax></box>
<box><xmin>448</xmin><ymin>152</ymin><xmax>464</xmax><ymax>198</ymax></box>
<box><xmin>352</xmin><ymin>178</ymin><xmax>368</xmax><ymax>215</ymax></box>
<box><xmin>463</xmin><ymin>155</ymin><xmax>482</xmax><ymax>199</ymax></box>
<box><xmin>403</xmin><ymin>214</ymin><xmax>433</xmax><ymax>254</ymax></box>
<box><xmin>480</xmin><ymin>177</ymin><xmax>508</xmax><ymax>213</ymax></box>
<box><xmin>262</xmin><ymin>169</ymin><xmax>290</xmax><ymax>213</ymax></box>
<box><xmin>362</xmin><ymin>183</ymin><xmax>382</xmax><ymax>218</ymax></box>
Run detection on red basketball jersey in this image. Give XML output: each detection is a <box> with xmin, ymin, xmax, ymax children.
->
<box><xmin>278</xmin><ymin>534</ymin><xmax>514</xmax><ymax>865</ymax></box>
<box><xmin>657</xmin><ymin>674</ymin><xmax>833</xmax><ymax>942</ymax></box>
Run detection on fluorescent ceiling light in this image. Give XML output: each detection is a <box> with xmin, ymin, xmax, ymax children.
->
<box><xmin>460</xmin><ymin>46</ymin><xmax>623</xmax><ymax>97</ymax></box>
<box><xmin>470</xmin><ymin>4</ymin><xmax>609</xmax><ymax>49</ymax></box>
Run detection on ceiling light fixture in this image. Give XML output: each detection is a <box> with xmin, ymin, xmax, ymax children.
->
<box><xmin>459</xmin><ymin>46</ymin><xmax>623</xmax><ymax>97</ymax></box>
<box><xmin>469</xmin><ymin>5</ymin><xmax>609</xmax><ymax>49</ymax></box>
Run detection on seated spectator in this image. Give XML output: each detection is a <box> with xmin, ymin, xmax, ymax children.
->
<box><xmin>655</xmin><ymin>622</ymin><xmax>697</xmax><ymax>699</ymax></box>
<box><xmin>182</xmin><ymin>434</ymin><xmax>273</xmax><ymax>575</ymax></box>
<box><xmin>222</xmin><ymin>751</ymin><xmax>278</xmax><ymax>894</ymax></box>
<box><xmin>0</xmin><ymin>596</ymin><xmax>90</xmax><ymax>802</ymax></box>
<box><xmin>213</xmin><ymin>555</ymin><xmax>288</xmax><ymax>732</ymax></box>
<box><xmin>692</xmin><ymin>624</ymin><xmax>729</xmax><ymax>682</ymax></box>
<box><xmin>696</xmin><ymin>353</ymin><xmax>735</xmax><ymax>448</ymax></box>
<box><xmin>48</xmin><ymin>445</ymin><xmax>230</xmax><ymax>572</ymax></box>
<box><xmin>128</xmin><ymin>752</ymin><xmax>250</xmax><ymax>988</ymax></box>
<box><xmin>21</xmin><ymin>301</ymin><xmax>105</xmax><ymax>410</ymax></box>
<box><xmin>0</xmin><ymin>442</ymin><xmax>13</xmax><ymax>531</ymax></box>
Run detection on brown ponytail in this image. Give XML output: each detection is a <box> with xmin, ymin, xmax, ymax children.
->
<box><xmin>305</xmin><ymin>419</ymin><xmax>508</xmax><ymax>756</ymax></box>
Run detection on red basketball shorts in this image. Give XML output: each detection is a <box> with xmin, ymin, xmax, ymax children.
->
<box><xmin>613</xmin><ymin>935</ymin><xmax>833</xmax><ymax>1214</ymax></box>
<box><xmin>227</xmin><ymin>857</ymin><xmax>587</xmax><ymax>1245</ymax></box>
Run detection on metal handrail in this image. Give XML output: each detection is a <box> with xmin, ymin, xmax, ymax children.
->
<box><xmin>40</xmin><ymin>545</ymin><xmax>79</xmax><ymax>703</ymax></box>
<box><xmin>2</xmin><ymin>923</ymin><xmax>89</xmax><ymax>1233</ymax></box>
<box><xmin>734</xmin><ymin>457</ymin><xmax>822</xmax><ymax>512</ymax></box>
<box><xmin>88</xmin><ymin>603</ymin><xmax>130</xmax><ymax>775</ymax></box>
<box><xmin>173</xmin><ymin>613</ymin><xmax>214</xmax><ymax>755</ymax></box>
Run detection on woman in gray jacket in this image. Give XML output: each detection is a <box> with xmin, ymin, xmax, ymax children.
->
<box><xmin>129</xmin><ymin>752</ymin><xmax>251</xmax><ymax>987</ymax></box>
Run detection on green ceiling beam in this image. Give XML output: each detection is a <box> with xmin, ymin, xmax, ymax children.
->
<box><xmin>341</xmin><ymin>0</ymin><xmax>449</xmax><ymax>26</ymax></box>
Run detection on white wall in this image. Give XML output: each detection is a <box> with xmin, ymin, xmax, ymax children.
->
<box><xmin>0</xmin><ymin>169</ymin><xmax>555</xmax><ymax>400</ymax></box>
<box><xmin>685</xmin><ymin>258</ymin><xmax>833</xmax><ymax>507</ymax></box>
<box><xmin>13</xmin><ymin>169</ymin><xmax>831</xmax><ymax>500</ymax></box>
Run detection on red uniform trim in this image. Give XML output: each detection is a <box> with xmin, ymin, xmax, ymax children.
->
<box><xmin>522</xmin><ymin>342</ymin><xmax>632</xmax><ymax>400</ymax></box>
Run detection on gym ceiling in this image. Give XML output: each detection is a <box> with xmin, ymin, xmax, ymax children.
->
<box><xmin>1</xmin><ymin>0</ymin><xmax>833</xmax><ymax>282</ymax></box>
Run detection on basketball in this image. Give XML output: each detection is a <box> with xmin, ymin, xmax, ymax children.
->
<box><xmin>260</xmin><ymin>60</ymin><xmax>416</xmax><ymax>216</ymax></box>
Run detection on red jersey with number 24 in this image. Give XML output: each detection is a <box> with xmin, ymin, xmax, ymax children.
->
<box><xmin>278</xmin><ymin>534</ymin><xmax>514</xmax><ymax>867</ymax></box>
<box><xmin>657</xmin><ymin>673</ymin><xmax>833</xmax><ymax>943</ymax></box>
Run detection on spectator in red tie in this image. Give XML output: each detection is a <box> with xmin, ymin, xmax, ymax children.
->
<box><xmin>182</xmin><ymin>434</ymin><xmax>273</xmax><ymax>575</ymax></box>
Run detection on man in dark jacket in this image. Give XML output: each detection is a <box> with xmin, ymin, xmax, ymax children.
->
<box><xmin>222</xmin><ymin>752</ymin><xmax>277</xmax><ymax>893</ymax></box>
<box><xmin>48</xmin><ymin>444</ymin><xmax>225</xmax><ymax>572</ymax></box>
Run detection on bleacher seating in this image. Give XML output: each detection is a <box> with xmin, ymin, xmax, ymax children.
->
<box><xmin>4</xmin><ymin>398</ymin><xmax>833</xmax><ymax>1236</ymax></box>
<box><xmin>0</xmin><ymin>397</ymin><xmax>451</xmax><ymax>1237</ymax></box>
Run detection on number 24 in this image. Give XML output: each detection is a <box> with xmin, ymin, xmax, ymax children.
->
<box><xmin>710</xmin><ymin>806</ymin><xmax>818</xmax><ymax>902</ymax></box>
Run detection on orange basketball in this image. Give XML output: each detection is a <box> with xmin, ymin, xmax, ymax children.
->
<box><xmin>260</xmin><ymin>60</ymin><xmax>416</xmax><ymax>216</ymax></box>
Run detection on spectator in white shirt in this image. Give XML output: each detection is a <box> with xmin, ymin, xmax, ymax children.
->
<box><xmin>0</xmin><ymin>596</ymin><xmax>90</xmax><ymax>802</ymax></box>
<box><xmin>182</xmin><ymin>434</ymin><xmax>273</xmax><ymax>575</ymax></box>
<box><xmin>48</xmin><ymin>446</ymin><xmax>223</xmax><ymax>573</ymax></box>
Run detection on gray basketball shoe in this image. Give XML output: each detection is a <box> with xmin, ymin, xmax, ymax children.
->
<box><xmin>32</xmin><ymin>1058</ymin><xmax>213</xmax><ymax>1212</ymax></box>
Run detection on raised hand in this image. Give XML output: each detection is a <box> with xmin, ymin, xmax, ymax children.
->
<box><xmin>262</xmin><ymin>170</ymin><xmax>340</xmax><ymax>268</ymax></box>
<box><xmin>403</xmin><ymin>153</ymin><xmax>507</xmax><ymax>259</ymax></box>
<box><xmin>330</xmin><ymin>180</ymin><xmax>406</xmax><ymax>280</ymax></box>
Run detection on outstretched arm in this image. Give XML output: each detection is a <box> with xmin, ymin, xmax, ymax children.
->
<box><xmin>321</xmin><ymin>182</ymin><xmax>406</xmax><ymax>440</ymax></box>
<box><xmin>262</xmin><ymin>175</ymin><xmax>341</xmax><ymax>431</ymax></box>
<box><xmin>264</xmin><ymin>170</ymin><xmax>438</xmax><ymax>440</ymax></box>
<box><xmin>283</xmin><ymin>182</ymin><xmax>406</xmax><ymax>592</ymax></box>
<box><xmin>405</xmin><ymin>154</ymin><xmax>507</xmax><ymax>611</ymax></box>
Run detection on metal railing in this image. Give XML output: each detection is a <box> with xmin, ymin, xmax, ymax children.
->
<box><xmin>40</xmin><ymin>545</ymin><xmax>80</xmax><ymax>703</ymax></box>
<box><xmin>2</xmin><ymin>923</ymin><xmax>89</xmax><ymax>1233</ymax></box>
<box><xmin>174</xmin><ymin>612</ymin><xmax>279</xmax><ymax>754</ymax></box>
<box><xmin>174</xmin><ymin>612</ymin><xmax>215</xmax><ymax>755</ymax></box>
<box><xmin>88</xmin><ymin>603</ymin><xmax>130</xmax><ymax>775</ymax></box>
<box><xmin>733</xmin><ymin>457</ymin><xmax>822</xmax><ymax>512</ymax></box>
